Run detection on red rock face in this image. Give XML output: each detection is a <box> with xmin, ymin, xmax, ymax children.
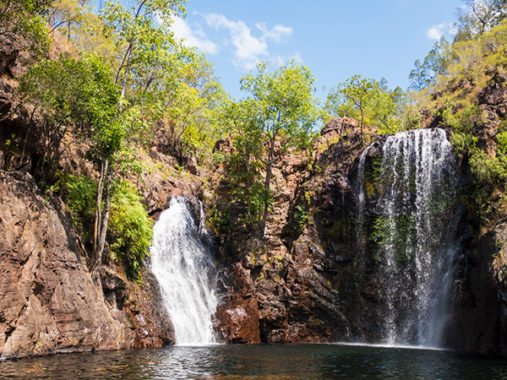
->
<box><xmin>0</xmin><ymin>171</ymin><xmax>135</xmax><ymax>359</ymax></box>
<box><xmin>210</xmin><ymin>118</ymin><xmax>367</xmax><ymax>344</ymax></box>
<box><xmin>0</xmin><ymin>171</ymin><xmax>175</xmax><ymax>359</ymax></box>
<box><xmin>214</xmin><ymin>296</ymin><xmax>261</xmax><ymax>344</ymax></box>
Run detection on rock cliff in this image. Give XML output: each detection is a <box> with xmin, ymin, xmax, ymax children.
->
<box><xmin>0</xmin><ymin>171</ymin><xmax>174</xmax><ymax>359</ymax></box>
<box><xmin>210</xmin><ymin>115</ymin><xmax>507</xmax><ymax>356</ymax></box>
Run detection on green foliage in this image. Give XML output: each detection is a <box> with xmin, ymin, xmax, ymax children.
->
<box><xmin>162</xmin><ymin>51</ymin><xmax>229</xmax><ymax>162</ymax></box>
<box><xmin>291</xmin><ymin>205</ymin><xmax>309</xmax><ymax>236</ymax></box>
<box><xmin>445</xmin><ymin>101</ymin><xmax>506</xmax><ymax>185</ymax></box>
<box><xmin>18</xmin><ymin>54</ymin><xmax>120</xmax><ymax>173</ymax></box>
<box><xmin>54</xmin><ymin>175</ymin><xmax>152</xmax><ymax>280</ymax></box>
<box><xmin>409</xmin><ymin>37</ymin><xmax>454</xmax><ymax>91</ymax></box>
<box><xmin>0</xmin><ymin>0</ymin><xmax>51</xmax><ymax>53</ymax></box>
<box><xmin>325</xmin><ymin>74</ymin><xmax>379</xmax><ymax>133</ymax></box>
<box><xmin>57</xmin><ymin>174</ymin><xmax>97</xmax><ymax>241</ymax></box>
<box><xmin>239</xmin><ymin>60</ymin><xmax>320</xmax><ymax>150</ymax></box>
<box><xmin>325</xmin><ymin>75</ymin><xmax>409</xmax><ymax>134</ymax></box>
<box><xmin>49</xmin><ymin>170</ymin><xmax>152</xmax><ymax>280</ymax></box>
<box><xmin>230</xmin><ymin>60</ymin><xmax>319</xmax><ymax>234</ymax></box>
<box><xmin>108</xmin><ymin>180</ymin><xmax>153</xmax><ymax>281</ymax></box>
<box><xmin>209</xmin><ymin>101</ymin><xmax>268</xmax><ymax>235</ymax></box>
<box><xmin>413</xmin><ymin>18</ymin><xmax>507</xmax><ymax>226</ymax></box>
<box><xmin>454</xmin><ymin>0</ymin><xmax>507</xmax><ymax>42</ymax></box>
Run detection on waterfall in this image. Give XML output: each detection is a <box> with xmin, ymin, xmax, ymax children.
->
<box><xmin>150</xmin><ymin>197</ymin><xmax>219</xmax><ymax>345</ymax></box>
<box><xmin>357</xmin><ymin>128</ymin><xmax>459</xmax><ymax>347</ymax></box>
<box><xmin>357</xmin><ymin>144</ymin><xmax>373</xmax><ymax>247</ymax></box>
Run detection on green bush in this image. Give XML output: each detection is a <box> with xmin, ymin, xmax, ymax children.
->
<box><xmin>56</xmin><ymin>175</ymin><xmax>152</xmax><ymax>280</ymax></box>
<box><xmin>291</xmin><ymin>205</ymin><xmax>309</xmax><ymax>236</ymax></box>
<box><xmin>109</xmin><ymin>180</ymin><xmax>153</xmax><ymax>281</ymax></box>
<box><xmin>57</xmin><ymin>174</ymin><xmax>97</xmax><ymax>241</ymax></box>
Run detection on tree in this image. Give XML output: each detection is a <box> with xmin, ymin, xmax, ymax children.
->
<box><xmin>454</xmin><ymin>0</ymin><xmax>507</xmax><ymax>41</ymax></box>
<box><xmin>408</xmin><ymin>37</ymin><xmax>453</xmax><ymax>93</ymax></box>
<box><xmin>88</xmin><ymin>0</ymin><xmax>186</xmax><ymax>267</ymax></box>
<box><xmin>0</xmin><ymin>0</ymin><xmax>51</xmax><ymax>53</ymax></box>
<box><xmin>369</xmin><ymin>86</ymin><xmax>406</xmax><ymax>133</ymax></box>
<box><xmin>17</xmin><ymin>55</ymin><xmax>119</xmax><ymax>179</ymax></box>
<box><xmin>409</xmin><ymin>59</ymin><xmax>430</xmax><ymax>91</ymax></box>
<box><xmin>239</xmin><ymin>60</ymin><xmax>319</xmax><ymax>236</ymax></box>
<box><xmin>157</xmin><ymin>48</ymin><xmax>229</xmax><ymax>163</ymax></box>
<box><xmin>325</xmin><ymin>75</ymin><xmax>380</xmax><ymax>136</ymax></box>
<box><xmin>326</xmin><ymin>76</ymin><xmax>409</xmax><ymax>135</ymax></box>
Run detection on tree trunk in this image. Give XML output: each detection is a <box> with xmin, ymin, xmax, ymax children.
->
<box><xmin>259</xmin><ymin>162</ymin><xmax>272</xmax><ymax>236</ymax></box>
<box><xmin>92</xmin><ymin>158</ymin><xmax>109</xmax><ymax>269</ymax></box>
<box><xmin>97</xmin><ymin>169</ymin><xmax>112</xmax><ymax>266</ymax></box>
<box><xmin>360</xmin><ymin>108</ymin><xmax>364</xmax><ymax>138</ymax></box>
<box><xmin>259</xmin><ymin>134</ymin><xmax>276</xmax><ymax>236</ymax></box>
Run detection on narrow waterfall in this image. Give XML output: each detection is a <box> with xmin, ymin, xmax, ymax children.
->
<box><xmin>357</xmin><ymin>144</ymin><xmax>373</xmax><ymax>248</ymax></box>
<box><xmin>357</xmin><ymin>128</ymin><xmax>459</xmax><ymax>347</ymax></box>
<box><xmin>150</xmin><ymin>197</ymin><xmax>219</xmax><ymax>345</ymax></box>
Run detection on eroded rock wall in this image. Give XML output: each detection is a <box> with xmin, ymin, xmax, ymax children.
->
<box><xmin>0</xmin><ymin>171</ymin><xmax>133</xmax><ymax>359</ymax></box>
<box><xmin>211</xmin><ymin>118</ymin><xmax>367</xmax><ymax>344</ymax></box>
<box><xmin>0</xmin><ymin>171</ymin><xmax>174</xmax><ymax>359</ymax></box>
<box><xmin>210</xmin><ymin>117</ymin><xmax>507</xmax><ymax>356</ymax></box>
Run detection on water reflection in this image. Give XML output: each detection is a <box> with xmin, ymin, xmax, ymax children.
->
<box><xmin>0</xmin><ymin>344</ymin><xmax>506</xmax><ymax>379</ymax></box>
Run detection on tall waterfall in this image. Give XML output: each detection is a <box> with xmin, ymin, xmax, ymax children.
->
<box><xmin>357</xmin><ymin>128</ymin><xmax>459</xmax><ymax>347</ymax></box>
<box><xmin>150</xmin><ymin>197</ymin><xmax>219</xmax><ymax>345</ymax></box>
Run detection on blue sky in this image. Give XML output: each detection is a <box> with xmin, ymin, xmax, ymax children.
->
<box><xmin>169</xmin><ymin>0</ymin><xmax>463</xmax><ymax>101</ymax></box>
<box><xmin>96</xmin><ymin>0</ymin><xmax>464</xmax><ymax>100</ymax></box>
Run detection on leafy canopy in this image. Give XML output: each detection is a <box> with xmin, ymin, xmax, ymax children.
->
<box><xmin>240</xmin><ymin>60</ymin><xmax>320</xmax><ymax>150</ymax></box>
<box><xmin>325</xmin><ymin>75</ymin><xmax>410</xmax><ymax>134</ymax></box>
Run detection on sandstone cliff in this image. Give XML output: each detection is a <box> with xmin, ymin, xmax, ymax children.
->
<box><xmin>210</xmin><ymin>114</ymin><xmax>507</xmax><ymax>356</ymax></box>
<box><xmin>0</xmin><ymin>171</ymin><xmax>174</xmax><ymax>359</ymax></box>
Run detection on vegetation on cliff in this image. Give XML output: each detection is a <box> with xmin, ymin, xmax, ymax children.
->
<box><xmin>1</xmin><ymin>0</ymin><xmax>229</xmax><ymax>279</ymax></box>
<box><xmin>408</xmin><ymin>2</ymin><xmax>507</xmax><ymax>227</ymax></box>
<box><xmin>1</xmin><ymin>0</ymin><xmax>506</xmax><ymax>279</ymax></box>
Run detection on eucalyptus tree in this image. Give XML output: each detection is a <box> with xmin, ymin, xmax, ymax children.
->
<box><xmin>89</xmin><ymin>0</ymin><xmax>186</xmax><ymax>266</ymax></box>
<box><xmin>455</xmin><ymin>0</ymin><xmax>507</xmax><ymax>41</ymax></box>
<box><xmin>325</xmin><ymin>74</ymin><xmax>380</xmax><ymax>136</ymax></box>
<box><xmin>239</xmin><ymin>60</ymin><xmax>319</xmax><ymax>236</ymax></box>
<box><xmin>18</xmin><ymin>55</ymin><xmax>120</xmax><ymax>181</ymax></box>
<box><xmin>159</xmin><ymin>48</ymin><xmax>228</xmax><ymax>163</ymax></box>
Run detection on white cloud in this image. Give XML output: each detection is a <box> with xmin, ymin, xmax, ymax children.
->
<box><xmin>255</xmin><ymin>23</ymin><xmax>292</xmax><ymax>42</ymax></box>
<box><xmin>204</xmin><ymin>13</ymin><xmax>294</xmax><ymax>70</ymax></box>
<box><xmin>170</xmin><ymin>15</ymin><xmax>218</xmax><ymax>54</ymax></box>
<box><xmin>273</xmin><ymin>52</ymin><xmax>303</xmax><ymax>67</ymax></box>
<box><xmin>426</xmin><ymin>22</ymin><xmax>457</xmax><ymax>40</ymax></box>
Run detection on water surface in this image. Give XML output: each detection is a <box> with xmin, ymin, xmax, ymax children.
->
<box><xmin>1</xmin><ymin>344</ymin><xmax>506</xmax><ymax>379</ymax></box>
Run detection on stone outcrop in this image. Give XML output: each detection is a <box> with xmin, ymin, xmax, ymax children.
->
<box><xmin>0</xmin><ymin>171</ymin><xmax>132</xmax><ymax>359</ymax></box>
<box><xmin>210</xmin><ymin>115</ymin><xmax>507</xmax><ymax>356</ymax></box>
<box><xmin>137</xmin><ymin>149</ymin><xmax>204</xmax><ymax>220</ymax></box>
<box><xmin>125</xmin><ymin>268</ymin><xmax>175</xmax><ymax>348</ymax></box>
<box><xmin>211</xmin><ymin>118</ymin><xmax>367</xmax><ymax>344</ymax></box>
<box><xmin>0</xmin><ymin>171</ymin><xmax>174</xmax><ymax>359</ymax></box>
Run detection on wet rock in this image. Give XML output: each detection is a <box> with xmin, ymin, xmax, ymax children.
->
<box><xmin>214</xmin><ymin>296</ymin><xmax>261</xmax><ymax>344</ymax></box>
<box><xmin>127</xmin><ymin>269</ymin><xmax>175</xmax><ymax>349</ymax></box>
<box><xmin>450</xmin><ymin>220</ymin><xmax>507</xmax><ymax>356</ymax></box>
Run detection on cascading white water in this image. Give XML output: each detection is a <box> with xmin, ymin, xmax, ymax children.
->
<box><xmin>357</xmin><ymin>144</ymin><xmax>373</xmax><ymax>248</ymax></box>
<box><xmin>357</xmin><ymin>128</ymin><xmax>459</xmax><ymax>347</ymax></box>
<box><xmin>150</xmin><ymin>197</ymin><xmax>219</xmax><ymax>345</ymax></box>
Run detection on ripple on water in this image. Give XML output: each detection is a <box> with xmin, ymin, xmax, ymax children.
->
<box><xmin>0</xmin><ymin>344</ymin><xmax>506</xmax><ymax>379</ymax></box>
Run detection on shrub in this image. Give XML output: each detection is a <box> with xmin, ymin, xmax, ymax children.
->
<box><xmin>57</xmin><ymin>174</ymin><xmax>97</xmax><ymax>241</ymax></box>
<box><xmin>108</xmin><ymin>180</ymin><xmax>153</xmax><ymax>281</ymax></box>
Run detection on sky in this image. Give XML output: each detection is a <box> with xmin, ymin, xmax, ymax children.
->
<box><xmin>99</xmin><ymin>0</ymin><xmax>465</xmax><ymax>101</ymax></box>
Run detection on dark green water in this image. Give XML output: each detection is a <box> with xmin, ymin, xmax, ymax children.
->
<box><xmin>1</xmin><ymin>344</ymin><xmax>506</xmax><ymax>379</ymax></box>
